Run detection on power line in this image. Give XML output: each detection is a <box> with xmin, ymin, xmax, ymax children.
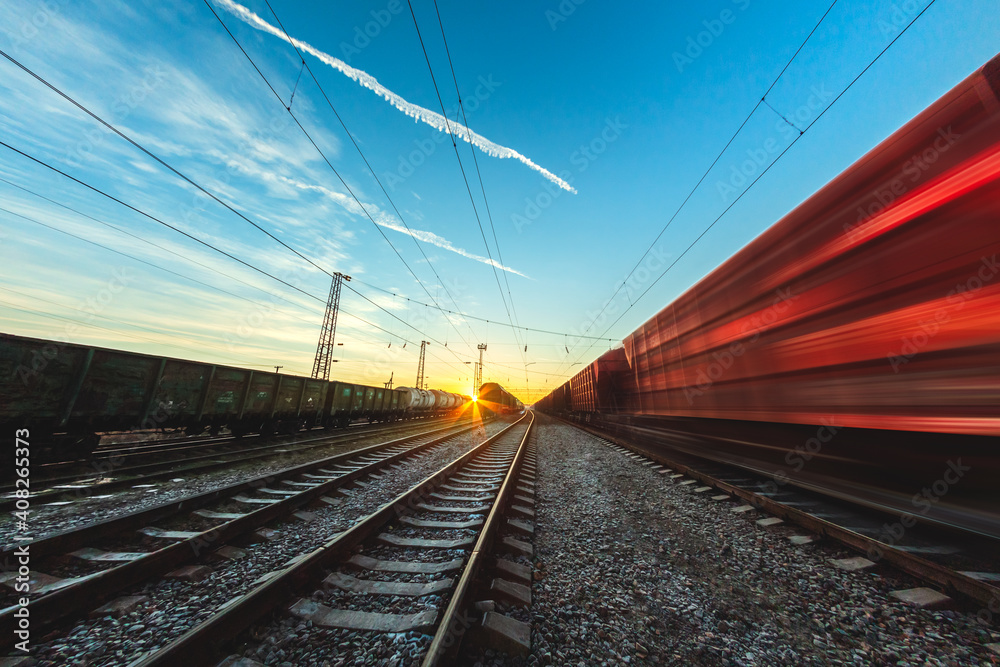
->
<box><xmin>203</xmin><ymin>0</ymin><xmax>479</xmax><ymax>372</ymax></box>
<box><xmin>405</xmin><ymin>0</ymin><xmax>525</xmax><ymax>387</ymax></box>
<box><xmin>351</xmin><ymin>278</ymin><xmax>615</xmax><ymax>340</ymax></box>
<box><xmin>0</xmin><ymin>47</ymin><xmax>332</xmax><ymax>280</ymax></box>
<box><xmin>0</xmin><ymin>180</ymin><xmax>323</xmax><ymax>322</ymax></box>
<box><xmin>559</xmin><ymin>0</ymin><xmax>938</xmax><ymax>381</ymax></box>
<box><xmin>557</xmin><ymin>0</ymin><xmax>841</xmax><ymax>374</ymax></box>
<box><xmin>0</xmin><ymin>139</ymin><xmax>321</xmax><ymax>302</ymax></box>
<box><xmin>0</xmin><ymin>159</ymin><xmax>520</xmax><ymax>387</ymax></box>
<box><xmin>0</xmin><ymin>45</ymin><xmax>473</xmax><ymax>380</ymax></box>
<box><xmin>0</xmin><ymin>205</ymin><xmax>315</xmax><ymax>320</ymax></box>
<box><xmin>430</xmin><ymin>0</ymin><xmax>530</xmax><ymax>381</ymax></box>
<box><xmin>0</xmin><ymin>177</ymin><xmax>469</xmax><ymax>358</ymax></box>
<box><xmin>0</xmin><ymin>141</ymin><xmax>464</xmax><ymax>370</ymax></box>
<box><xmin>1</xmin><ymin>45</ymin><xmax>607</xmax><ymax>346</ymax></box>
<box><xmin>260</xmin><ymin>0</ymin><xmax>480</xmax><ymax>354</ymax></box>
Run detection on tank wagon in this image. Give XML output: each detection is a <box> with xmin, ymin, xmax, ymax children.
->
<box><xmin>0</xmin><ymin>332</ymin><xmax>469</xmax><ymax>459</ymax></box>
<box><xmin>477</xmin><ymin>382</ymin><xmax>524</xmax><ymax>414</ymax></box>
<box><xmin>397</xmin><ymin>387</ymin><xmax>469</xmax><ymax>416</ymax></box>
<box><xmin>535</xmin><ymin>54</ymin><xmax>1000</xmax><ymax>538</ymax></box>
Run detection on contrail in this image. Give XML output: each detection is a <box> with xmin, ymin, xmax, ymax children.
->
<box><xmin>228</xmin><ymin>159</ymin><xmax>530</xmax><ymax>276</ymax></box>
<box><xmin>373</xmin><ymin>214</ymin><xmax>532</xmax><ymax>279</ymax></box>
<box><xmin>216</xmin><ymin>0</ymin><xmax>577</xmax><ymax>194</ymax></box>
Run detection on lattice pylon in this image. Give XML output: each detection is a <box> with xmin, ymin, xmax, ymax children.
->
<box><xmin>311</xmin><ymin>273</ymin><xmax>349</xmax><ymax>381</ymax></box>
<box><xmin>416</xmin><ymin>341</ymin><xmax>429</xmax><ymax>389</ymax></box>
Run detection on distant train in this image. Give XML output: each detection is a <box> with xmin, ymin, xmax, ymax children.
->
<box><xmin>536</xmin><ymin>54</ymin><xmax>1000</xmax><ymax>537</ymax></box>
<box><xmin>477</xmin><ymin>382</ymin><xmax>523</xmax><ymax>414</ymax></box>
<box><xmin>0</xmin><ymin>333</ymin><xmax>471</xmax><ymax>459</ymax></box>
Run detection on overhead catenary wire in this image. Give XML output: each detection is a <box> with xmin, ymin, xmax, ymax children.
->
<box><xmin>405</xmin><ymin>0</ymin><xmax>526</xmax><ymax>387</ymax></box>
<box><xmin>429</xmin><ymin>0</ymin><xmax>530</xmax><ymax>386</ymax></box>
<box><xmin>0</xmin><ymin>205</ymin><xmax>320</xmax><ymax>325</ymax></box>
<box><xmin>0</xmin><ymin>141</ymin><xmax>471</xmax><ymax>369</ymax></box>
<box><xmin>1</xmin><ymin>46</ymin><xmax>612</xmax><ymax>350</ymax></box>
<box><xmin>260</xmin><ymin>0</ymin><xmax>480</xmax><ymax>353</ymax></box>
<box><xmin>0</xmin><ymin>179</ymin><xmax>324</xmax><ymax>321</ymax></box>
<box><xmin>349</xmin><ymin>278</ymin><xmax>616</xmax><ymax>340</ymax></box>
<box><xmin>558</xmin><ymin>0</ymin><xmax>939</xmax><ymax>381</ymax></box>
<box><xmin>203</xmin><ymin>0</ymin><xmax>480</xmax><ymax>370</ymax></box>
<box><xmin>0</xmin><ymin>178</ymin><xmax>446</xmax><ymax>356</ymax></box>
<box><xmin>556</xmin><ymin>0</ymin><xmax>841</xmax><ymax>377</ymax></box>
<box><xmin>0</xmin><ymin>139</ymin><xmax>321</xmax><ymax>303</ymax></box>
<box><xmin>0</xmin><ymin>45</ymin><xmax>475</xmax><ymax>380</ymax></box>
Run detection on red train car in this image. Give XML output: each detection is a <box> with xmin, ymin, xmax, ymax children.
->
<box><xmin>625</xmin><ymin>58</ymin><xmax>1000</xmax><ymax>435</ymax></box>
<box><xmin>538</xmin><ymin>54</ymin><xmax>1000</xmax><ymax>538</ymax></box>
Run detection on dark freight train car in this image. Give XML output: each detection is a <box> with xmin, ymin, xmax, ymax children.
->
<box><xmin>0</xmin><ymin>332</ymin><xmax>450</xmax><ymax>460</ymax></box>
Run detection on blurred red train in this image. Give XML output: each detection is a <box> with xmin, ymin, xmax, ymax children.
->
<box><xmin>536</xmin><ymin>54</ymin><xmax>1000</xmax><ymax>538</ymax></box>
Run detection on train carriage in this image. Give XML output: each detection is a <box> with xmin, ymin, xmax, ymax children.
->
<box><xmin>535</xmin><ymin>53</ymin><xmax>1000</xmax><ymax>539</ymax></box>
<box><xmin>0</xmin><ymin>332</ymin><xmax>468</xmax><ymax>460</ymax></box>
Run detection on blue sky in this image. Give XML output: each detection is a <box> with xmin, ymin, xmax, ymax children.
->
<box><xmin>0</xmin><ymin>0</ymin><xmax>997</xmax><ymax>402</ymax></box>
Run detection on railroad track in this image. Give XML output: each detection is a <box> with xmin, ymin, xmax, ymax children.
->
<box><xmin>87</xmin><ymin>415</ymin><xmax>447</xmax><ymax>461</ymax></box>
<box><xmin>128</xmin><ymin>411</ymin><xmax>537</xmax><ymax>666</ymax></box>
<box><xmin>565</xmin><ymin>416</ymin><xmax>1000</xmax><ymax>617</ymax></box>
<box><xmin>0</xmin><ymin>416</ymin><xmax>459</xmax><ymax>512</ymax></box>
<box><xmin>0</xmin><ymin>416</ymin><xmax>501</xmax><ymax>650</ymax></box>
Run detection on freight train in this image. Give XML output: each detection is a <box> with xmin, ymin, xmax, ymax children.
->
<box><xmin>536</xmin><ymin>54</ymin><xmax>1000</xmax><ymax>538</ymax></box>
<box><xmin>0</xmin><ymin>332</ymin><xmax>471</xmax><ymax>459</ymax></box>
<box><xmin>477</xmin><ymin>382</ymin><xmax>524</xmax><ymax>414</ymax></box>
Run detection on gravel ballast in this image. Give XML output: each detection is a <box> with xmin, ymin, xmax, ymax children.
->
<box><xmin>0</xmin><ymin>418</ymin><xmax>482</xmax><ymax>545</ymax></box>
<box><xmin>465</xmin><ymin>415</ymin><xmax>999</xmax><ymax>666</ymax></box>
<box><xmin>25</xmin><ymin>419</ymin><xmax>510</xmax><ymax>666</ymax></box>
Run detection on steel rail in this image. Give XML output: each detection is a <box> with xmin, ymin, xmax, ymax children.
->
<box><xmin>422</xmin><ymin>409</ymin><xmax>535</xmax><ymax>666</ymax></box>
<box><xmin>127</xmin><ymin>414</ymin><xmax>530</xmax><ymax>667</ymax></box>
<box><xmin>562</xmin><ymin>416</ymin><xmax>1000</xmax><ymax>611</ymax></box>
<box><xmin>0</xmin><ymin>416</ymin><xmax>491</xmax><ymax>649</ymax></box>
<box><xmin>0</xmin><ymin>416</ymin><xmax>457</xmax><ymax>509</ymax></box>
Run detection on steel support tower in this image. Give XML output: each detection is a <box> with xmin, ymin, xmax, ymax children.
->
<box><xmin>416</xmin><ymin>341</ymin><xmax>429</xmax><ymax>390</ymax></box>
<box><xmin>475</xmin><ymin>343</ymin><xmax>487</xmax><ymax>391</ymax></box>
<box><xmin>311</xmin><ymin>272</ymin><xmax>350</xmax><ymax>381</ymax></box>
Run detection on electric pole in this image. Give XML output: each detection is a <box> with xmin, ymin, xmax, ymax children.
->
<box><xmin>416</xmin><ymin>341</ymin><xmax>429</xmax><ymax>390</ymax></box>
<box><xmin>384</xmin><ymin>371</ymin><xmax>394</xmax><ymax>390</ymax></box>
<box><xmin>311</xmin><ymin>272</ymin><xmax>350</xmax><ymax>381</ymax></box>
<box><xmin>475</xmin><ymin>343</ymin><xmax>486</xmax><ymax>391</ymax></box>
